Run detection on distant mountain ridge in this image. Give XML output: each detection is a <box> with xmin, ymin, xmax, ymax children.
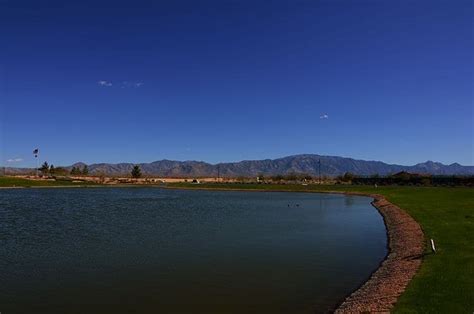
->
<box><xmin>5</xmin><ymin>154</ymin><xmax>472</xmax><ymax>176</ymax></box>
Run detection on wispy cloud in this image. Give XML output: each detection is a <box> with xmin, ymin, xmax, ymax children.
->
<box><xmin>7</xmin><ymin>158</ymin><xmax>23</xmax><ymax>163</ymax></box>
<box><xmin>98</xmin><ymin>80</ymin><xmax>144</xmax><ymax>88</ymax></box>
<box><xmin>320</xmin><ymin>114</ymin><xmax>329</xmax><ymax>119</ymax></box>
<box><xmin>121</xmin><ymin>81</ymin><xmax>144</xmax><ymax>88</ymax></box>
<box><xmin>98</xmin><ymin>80</ymin><xmax>113</xmax><ymax>87</ymax></box>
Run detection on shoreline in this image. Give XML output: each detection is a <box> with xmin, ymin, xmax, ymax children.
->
<box><xmin>334</xmin><ymin>194</ymin><xmax>424</xmax><ymax>313</ymax></box>
<box><xmin>0</xmin><ymin>184</ymin><xmax>425</xmax><ymax>311</ymax></box>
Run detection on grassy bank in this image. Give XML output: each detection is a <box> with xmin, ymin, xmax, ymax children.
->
<box><xmin>167</xmin><ymin>183</ymin><xmax>473</xmax><ymax>313</ymax></box>
<box><xmin>0</xmin><ymin>176</ymin><xmax>98</xmax><ymax>187</ymax></box>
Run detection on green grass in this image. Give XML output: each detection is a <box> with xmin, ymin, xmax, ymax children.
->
<box><xmin>0</xmin><ymin>176</ymin><xmax>98</xmax><ymax>187</ymax></box>
<box><xmin>167</xmin><ymin>183</ymin><xmax>474</xmax><ymax>313</ymax></box>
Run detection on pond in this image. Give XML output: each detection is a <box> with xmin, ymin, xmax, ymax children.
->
<box><xmin>0</xmin><ymin>188</ymin><xmax>387</xmax><ymax>313</ymax></box>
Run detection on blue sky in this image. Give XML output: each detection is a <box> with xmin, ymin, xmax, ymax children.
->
<box><xmin>1</xmin><ymin>0</ymin><xmax>473</xmax><ymax>167</ymax></box>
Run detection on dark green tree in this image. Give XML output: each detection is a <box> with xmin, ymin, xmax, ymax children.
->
<box><xmin>70</xmin><ymin>166</ymin><xmax>79</xmax><ymax>175</ymax></box>
<box><xmin>131</xmin><ymin>165</ymin><xmax>142</xmax><ymax>178</ymax></box>
<box><xmin>39</xmin><ymin>162</ymin><xmax>49</xmax><ymax>175</ymax></box>
<box><xmin>82</xmin><ymin>165</ymin><xmax>89</xmax><ymax>176</ymax></box>
<box><xmin>342</xmin><ymin>172</ymin><xmax>355</xmax><ymax>182</ymax></box>
<box><xmin>49</xmin><ymin>164</ymin><xmax>55</xmax><ymax>174</ymax></box>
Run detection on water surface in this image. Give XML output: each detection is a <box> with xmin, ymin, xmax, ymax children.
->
<box><xmin>0</xmin><ymin>188</ymin><xmax>386</xmax><ymax>313</ymax></box>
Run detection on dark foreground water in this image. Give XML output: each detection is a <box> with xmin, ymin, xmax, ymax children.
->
<box><xmin>0</xmin><ymin>188</ymin><xmax>387</xmax><ymax>313</ymax></box>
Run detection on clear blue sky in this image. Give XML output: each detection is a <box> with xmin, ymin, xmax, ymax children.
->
<box><xmin>1</xmin><ymin>0</ymin><xmax>473</xmax><ymax>167</ymax></box>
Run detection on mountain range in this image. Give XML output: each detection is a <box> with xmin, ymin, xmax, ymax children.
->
<box><xmin>4</xmin><ymin>154</ymin><xmax>473</xmax><ymax>177</ymax></box>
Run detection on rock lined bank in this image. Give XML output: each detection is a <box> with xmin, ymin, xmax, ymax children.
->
<box><xmin>335</xmin><ymin>195</ymin><xmax>424</xmax><ymax>313</ymax></box>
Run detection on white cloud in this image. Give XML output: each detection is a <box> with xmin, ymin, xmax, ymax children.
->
<box><xmin>98</xmin><ymin>80</ymin><xmax>113</xmax><ymax>87</ymax></box>
<box><xmin>320</xmin><ymin>114</ymin><xmax>329</xmax><ymax>119</ymax></box>
<box><xmin>7</xmin><ymin>158</ymin><xmax>23</xmax><ymax>163</ymax></box>
<box><xmin>98</xmin><ymin>80</ymin><xmax>143</xmax><ymax>88</ymax></box>
<box><xmin>121</xmin><ymin>81</ymin><xmax>144</xmax><ymax>88</ymax></box>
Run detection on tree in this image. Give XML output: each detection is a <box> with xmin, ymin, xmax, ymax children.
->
<box><xmin>70</xmin><ymin>166</ymin><xmax>80</xmax><ymax>175</ymax></box>
<box><xmin>39</xmin><ymin>162</ymin><xmax>49</xmax><ymax>175</ymax></box>
<box><xmin>49</xmin><ymin>164</ymin><xmax>55</xmax><ymax>174</ymax></box>
<box><xmin>342</xmin><ymin>172</ymin><xmax>355</xmax><ymax>182</ymax></box>
<box><xmin>131</xmin><ymin>165</ymin><xmax>142</xmax><ymax>178</ymax></box>
<box><xmin>82</xmin><ymin>165</ymin><xmax>89</xmax><ymax>176</ymax></box>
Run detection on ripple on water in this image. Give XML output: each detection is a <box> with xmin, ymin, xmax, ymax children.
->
<box><xmin>0</xmin><ymin>188</ymin><xmax>387</xmax><ymax>313</ymax></box>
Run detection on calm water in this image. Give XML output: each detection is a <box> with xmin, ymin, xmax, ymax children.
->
<box><xmin>0</xmin><ymin>188</ymin><xmax>387</xmax><ymax>313</ymax></box>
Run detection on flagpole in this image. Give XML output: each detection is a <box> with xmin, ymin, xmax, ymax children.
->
<box><xmin>33</xmin><ymin>149</ymin><xmax>39</xmax><ymax>177</ymax></box>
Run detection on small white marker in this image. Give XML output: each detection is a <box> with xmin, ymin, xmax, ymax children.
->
<box><xmin>431</xmin><ymin>239</ymin><xmax>436</xmax><ymax>253</ymax></box>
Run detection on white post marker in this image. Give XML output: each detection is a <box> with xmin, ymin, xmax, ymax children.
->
<box><xmin>430</xmin><ymin>239</ymin><xmax>436</xmax><ymax>253</ymax></box>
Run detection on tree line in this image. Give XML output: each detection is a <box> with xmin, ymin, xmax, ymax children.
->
<box><xmin>37</xmin><ymin>162</ymin><xmax>143</xmax><ymax>178</ymax></box>
<box><xmin>236</xmin><ymin>171</ymin><xmax>473</xmax><ymax>186</ymax></box>
<box><xmin>38</xmin><ymin>162</ymin><xmax>88</xmax><ymax>176</ymax></box>
<box><xmin>344</xmin><ymin>171</ymin><xmax>474</xmax><ymax>187</ymax></box>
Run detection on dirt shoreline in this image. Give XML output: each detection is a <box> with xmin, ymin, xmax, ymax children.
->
<box><xmin>335</xmin><ymin>193</ymin><xmax>424</xmax><ymax>313</ymax></box>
